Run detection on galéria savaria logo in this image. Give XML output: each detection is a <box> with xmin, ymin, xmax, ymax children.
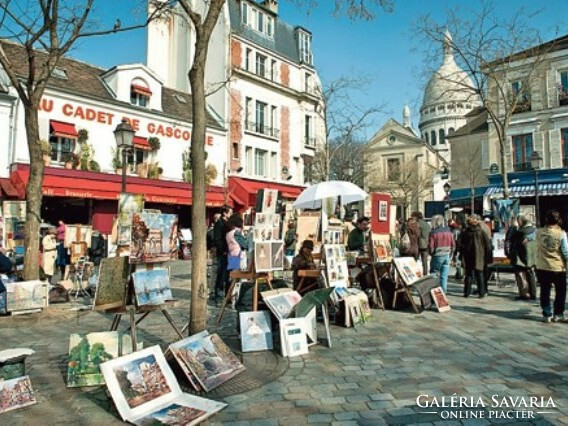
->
<box><xmin>416</xmin><ymin>394</ymin><xmax>557</xmax><ymax>420</ymax></box>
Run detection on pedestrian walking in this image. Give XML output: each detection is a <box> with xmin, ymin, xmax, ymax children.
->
<box><xmin>509</xmin><ymin>214</ymin><xmax>537</xmax><ymax>301</ymax></box>
<box><xmin>535</xmin><ymin>210</ymin><xmax>568</xmax><ymax>322</ymax></box>
<box><xmin>412</xmin><ymin>211</ymin><xmax>431</xmax><ymax>276</ymax></box>
<box><xmin>449</xmin><ymin>218</ymin><xmax>463</xmax><ymax>279</ymax></box>
<box><xmin>226</xmin><ymin>213</ymin><xmax>248</xmax><ymax>272</ymax></box>
<box><xmin>399</xmin><ymin>217</ymin><xmax>420</xmax><ymax>259</ymax></box>
<box><xmin>55</xmin><ymin>219</ymin><xmax>69</xmax><ymax>277</ymax></box>
<box><xmin>428</xmin><ymin>215</ymin><xmax>455</xmax><ymax>293</ymax></box>
<box><xmin>212</xmin><ymin>205</ymin><xmax>232</xmax><ymax>300</ymax></box>
<box><xmin>460</xmin><ymin>215</ymin><xmax>492</xmax><ymax>298</ymax></box>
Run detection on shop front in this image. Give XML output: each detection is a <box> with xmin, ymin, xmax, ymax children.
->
<box><xmin>228</xmin><ymin>176</ymin><xmax>304</xmax><ymax>210</ymax></box>
<box><xmin>448</xmin><ymin>187</ymin><xmax>488</xmax><ymax>215</ymax></box>
<box><xmin>7</xmin><ymin>163</ymin><xmax>228</xmax><ymax>233</ymax></box>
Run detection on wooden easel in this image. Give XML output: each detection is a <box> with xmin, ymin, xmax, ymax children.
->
<box><xmin>108</xmin><ymin>263</ymin><xmax>184</xmax><ymax>350</ymax></box>
<box><xmin>216</xmin><ymin>260</ymin><xmax>273</xmax><ymax>326</ymax></box>
<box><xmin>391</xmin><ymin>263</ymin><xmax>421</xmax><ymax>314</ymax></box>
<box><xmin>365</xmin><ymin>238</ymin><xmax>386</xmax><ymax>310</ymax></box>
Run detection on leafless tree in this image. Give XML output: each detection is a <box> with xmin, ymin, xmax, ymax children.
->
<box><xmin>311</xmin><ymin>75</ymin><xmax>385</xmax><ymax>183</ymax></box>
<box><xmin>0</xmin><ymin>0</ymin><xmax>168</xmax><ymax>280</ymax></box>
<box><xmin>452</xmin><ymin>143</ymin><xmax>485</xmax><ymax>214</ymax></box>
<box><xmin>414</xmin><ymin>0</ymin><xmax>554</xmax><ymax>199</ymax></box>
<box><xmin>290</xmin><ymin>0</ymin><xmax>394</xmax><ymax>19</ymax></box>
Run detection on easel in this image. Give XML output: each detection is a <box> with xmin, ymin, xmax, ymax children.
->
<box><xmin>364</xmin><ymin>238</ymin><xmax>386</xmax><ymax>310</ymax></box>
<box><xmin>391</xmin><ymin>263</ymin><xmax>422</xmax><ymax>314</ymax></box>
<box><xmin>107</xmin><ymin>263</ymin><xmax>184</xmax><ymax>350</ymax></box>
<box><xmin>215</xmin><ymin>261</ymin><xmax>273</xmax><ymax>326</ymax></box>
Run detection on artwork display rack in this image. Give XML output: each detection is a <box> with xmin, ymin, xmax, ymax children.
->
<box><xmin>216</xmin><ymin>260</ymin><xmax>274</xmax><ymax>326</ymax></box>
<box><xmin>107</xmin><ymin>263</ymin><xmax>184</xmax><ymax>350</ymax></box>
<box><xmin>391</xmin><ymin>265</ymin><xmax>421</xmax><ymax>314</ymax></box>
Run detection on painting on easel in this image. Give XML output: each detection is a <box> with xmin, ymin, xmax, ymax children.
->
<box><xmin>129</xmin><ymin>212</ymin><xmax>178</xmax><ymax>264</ymax></box>
<box><xmin>93</xmin><ymin>257</ymin><xmax>130</xmax><ymax>311</ymax></box>
<box><xmin>132</xmin><ymin>269</ymin><xmax>173</xmax><ymax>306</ymax></box>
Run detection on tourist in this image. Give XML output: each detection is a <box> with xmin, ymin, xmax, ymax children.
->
<box><xmin>226</xmin><ymin>213</ymin><xmax>248</xmax><ymax>272</ymax></box>
<box><xmin>284</xmin><ymin>219</ymin><xmax>297</xmax><ymax>256</ymax></box>
<box><xmin>535</xmin><ymin>210</ymin><xmax>568</xmax><ymax>323</ymax></box>
<box><xmin>449</xmin><ymin>218</ymin><xmax>463</xmax><ymax>280</ymax></box>
<box><xmin>56</xmin><ymin>219</ymin><xmax>69</xmax><ymax>277</ymax></box>
<box><xmin>42</xmin><ymin>227</ymin><xmax>57</xmax><ymax>283</ymax></box>
<box><xmin>347</xmin><ymin>216</ymin><xmax>370</xmax><ymax>255</ymax></box>
<box><xmin>509</xmin><ymin>214</ymin><xmax>537</xmax><ymax>301</ymax></box>
<box><xmin>399</xmin><ymin>217</ymin><xmax>419</xmax><ymax>259</ymax></box>
<box><xmin>212</xmin><ymin>205</ymin><xmax>232</xmax><ymax>299</ymax></box>
<box><xmin>411</xmin><ymin>211</ymin><xmax>431</xmax><ymax>276</ymax></box>
<box><xmin>460</xmin><ymin>215</ymin><xmax>492</xmax><ymax>298</ymax></box>
<box><xmin>428</xmin><ymin>215</ymin><xmax>455</xmax><ymax>293</ymax></box>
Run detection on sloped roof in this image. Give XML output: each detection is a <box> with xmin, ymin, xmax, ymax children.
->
<box><xmin>0</xmin><ymin>40</ymin><xmax>224</xmax><ymax>130</ymax></box>
<box><xmin>447</xmin><ymin>109</ymin><xmax>488</xmax><ymax>138</ymax></box>
<box><xmin>368</xmin><ymin>118</ymin><xmax>422</xmax><ymax>145</ymax></box>
<box><xmin>228</xmin><ymin>0</ymin><xmax>312</xmax><ymax>67</ymax></box>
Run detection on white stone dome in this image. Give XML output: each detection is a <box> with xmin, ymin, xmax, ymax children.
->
<box><xmin>421</xmin><ymin>31</ymin><xmax>480</xmax><ymax>109</ymax></box>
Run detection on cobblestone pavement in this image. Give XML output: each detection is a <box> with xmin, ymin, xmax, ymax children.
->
<box><xmin>2</xmin><ymin>262</ymin><xmax>568</xmax><ymax>425</ymax></box>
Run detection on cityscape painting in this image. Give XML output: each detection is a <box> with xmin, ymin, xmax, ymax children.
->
<box><xmin>132</xmin><ymin>269</ymin><xmax>173</xmax><ymax>306</ymax></box>
<box><xmin>129</xmin><ymin>212</ymin><xmax>178</xmax><ymax>264</ymax></box>
<box><xmin>0</xmin><ymin>375</ymin><xmax>37</xmax><ymax>414</ymax></box>
<box><xmin>136</xmin><ymin>403</ymin><xmax>206</xmax><ymax>425</ymax></box>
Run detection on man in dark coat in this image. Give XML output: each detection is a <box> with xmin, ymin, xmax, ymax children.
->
<box><xmin>412</xmin><ymin>211</ymin><xmax>431</xmax><ymax>276</ymax></box>
<box><xmin>460</xmin><ymin>214</ymin><xmax>492</xmax><ymax>298</ymax></box>
<box><xmin>510</xmin><ymin>214</ymin><xmax>537</xmax><ymax>300</ymax></box>
<box><xmin>213</xmin><ymin>205</ymin><xmax>232</xmax><ymax>299</ymax></box>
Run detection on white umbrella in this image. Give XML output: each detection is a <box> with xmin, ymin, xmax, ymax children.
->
<box><xmin>292</xmin><ymin>180</ymin><xmax>368</xmax><ymax>209</ymax></box>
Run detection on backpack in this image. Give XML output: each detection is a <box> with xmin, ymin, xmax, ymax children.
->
<box><xmin>399</xmin><ymin>232</ymin><xmax>411</xmax><ymax>253</ymax></box>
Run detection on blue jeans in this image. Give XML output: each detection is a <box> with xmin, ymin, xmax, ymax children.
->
<box><xmin>430</xmin><ymin>254</ymin><xmax>450</xmax><ymax>293</ymax></box>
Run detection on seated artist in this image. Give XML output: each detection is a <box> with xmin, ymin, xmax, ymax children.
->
<box><xmin>347</xmin><ymin>216</ymin><xmax>370</xmax><ymax>255</ymax></box>
<box><xmin>292</xmin><ymin>240</ymin><xmax>321</xmax><ymax>295</ymax></box>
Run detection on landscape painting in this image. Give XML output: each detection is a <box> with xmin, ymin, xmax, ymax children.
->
<box><xmin>67</xmin><ymin>332</ymin><xmax>134</xmax><ymax>387</ymax></box>
<box><xmin>5</xmin><ymin>280</ymin><xmax>48</xmax><ymax>312</ymax></box>
<box><xmin>169</xmin><ymin>333</ymin><xmax>245</xmax><ymax>392</ymax></box>
<box><xmin>132</xmin><ymin>269</ymin><xmax>173</xmax><ymax>306</ymax></box>
<box><xmin>93</xmin><ymin>257</ymin><xmax>130</xmax><ymax>311</ymax></box>
<box><xmin>130</xmin><ymin>212</ymin><xmax>178</xmax><ymax>264</ymax></box>
<box><xmin>0</xmin><ymin>375</ymin><xmax>37</xmax><ymax>414</ymax></box>
<box><xmin>119</xmin><ymin>193</ymin><xmax>145</xmax><ymax>224</ymax></box>
<box><xmin>239</xmin><ymin>311</ymin><xmax>273</xmax><ymax>352</ymax></box>
<box><xmin>112</xmin><ymin>353</ymin><xmax>171</xmax><ymax>408</ymax></box>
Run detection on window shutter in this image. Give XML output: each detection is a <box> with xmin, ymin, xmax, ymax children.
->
<box><xmin>550</xmin><ymin>129</ymin><xmax>562</xmax><ymax>168</ymax></box>
<box><xmin>481</xmin><ymin>140</ymin><xmax>489</xmax><ymax>170</ymax></box>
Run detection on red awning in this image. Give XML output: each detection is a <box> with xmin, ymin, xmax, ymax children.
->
<box><xmin>0</xmin><ymin>178</ymin><xmax>18</xmax><ymax>197</ymax></box>
<box><xmin>9</xmin><ymin>165</ymin><xmax>228</xmax><ymax>207</ymax></box>
<box><xmin>131</xmin><ymin>84</ymin><xmax>152</xmax><ymax>96</ymax></box>
<box><xmin>50</xmin><ymin>120</ymin><xmax>78</xmax><ymax>138</ymax></box>
<box><xmin>133</xmin><ymin>136</ymin><xmax>151</xmax><ymax>150</ymax></box>
<box><xmin>228</xmin><ymin>176</ymin><xmax>304</xmax><ymax>208</ymax></box>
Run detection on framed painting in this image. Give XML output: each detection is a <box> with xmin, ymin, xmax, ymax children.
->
<box><xmin>64</xmin><ymin>224</ymin><xmax>93</xmax><ymax>248</ymax></box>
<box><xmin>254</xmin><ymin>242</ymin><xmax>272</xmax><ymax>272</ymax></box>
<box><xmin>324</xmin><ymin>244</ymin><xmax>349</xmax><ymax>288</ymax></box>
<box><xmin>168</xmin><ymin>334</ymin><xmax>245</xmax><ymax>392</ymax></box>
<box><xmin>132</xmin><ymin>269</ymin><xmax>173</xmax><ymax>306</ymax></box>
<box><xmin>239</xmin><ymin>311</ymin><xmax>273</xmax><ymax>352</ymax></box>
<box><xmin>0</xmin><ymin>375</ymin><xmax>37</xmax><ymax>414</ymax></box>
<box><xmin>93</xmin><ymin>257</ymin><xmax>130</xmax><ymax>311</ymax></box>
<box><xmin>431</xmin><ymin>287</ymin><xmax>451</xmax><ymax>312</ymax></box>
<box><xmin>100</xmin><ymin>345</ymin><xmax>226</xmax><ymax>424</ymax></box>
<box><xmin>5</xmin><ymin>280</ymin><xmax>48</xmax><ymax>312</ymax></box>
<box><xmin>279</xmin><ymin>318</ymin><xmax>308</xmax><ymax>357</ymax></box>
<box><xmin>378</xmin><ymin>201</ymin><xmax>388</xmax><ymax>221</ymax></box>
<box><xmin>129</xmin><ymin>212</ymin><xmax>178</xmax><ymax>264</ymax></box>
<box><xmin>261</xmin><ymin>189</ymin><xmax>279</xmax><ymax>214</ymax></box>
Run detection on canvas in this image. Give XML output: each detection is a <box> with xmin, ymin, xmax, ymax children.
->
<box><xmin>493</xmin><ymin>232</ymin><xmax>506</xmax><ymax>259</ymax></box>
<box><xmin>279</xmin><ymin>318</ymin><xmax>309</xmax><ymax>357</ymax></box>
<box><xmin>119</xmin><ymin>193</ymin><xmax>145</xmax><ymax>224</ymax></box>
<box><xmin>100</xmin><ymin>345</ymin><xmax>226</xmax><ymax>424</ymax></box>
<box><xmin>168</xmin><ymin>334</ymin><xmax>245</xmax><ymax>392</ymax></box>
<box><xmin>117</xmin><ymin>225</ymin><xmax>132</xmax><ymax>246</ymax></box>
<box><xmin>254</xmin><ymin>242</ymin><xmax>272</xmax><ymax>272</ymax></box>
<box><xmin>393</xmin><ymin>257</ymin><xmax>424</xmax><ymax>286</ymax></box>
<box><xmin>262</xmin><ymin>289</ymin><xmax>302</xmax><ymax>320</ymax></box>
<box><xmin>372</xmin><ymin>235</ymin><xmax>393</xmax><ymax>262</ymax></box>
<box><xmin>261</xmin><ymin>189</ymin><xmax>279</xmax><ymax>214</ymax></box>
<box><xmin>0</xmin><ymin>375</ymin><xmax>37</xmax><ymax>414</ymax></box>
<box><xmin>5</xmin><ymin>280</ymin><xmax>48</xmax><ymax>312</ymax></box>
<box><xmin>239</xmin><ymin>311</ymin><xmax>273</xmax><ymax>352</ymax></box>
<box><xmin>167</xmin><ymin>331</ymin><xmax>210</xmax><ymax>392</ymax></box>
<box><xmin>378</xmin><ymin>200</ymin><xmax>388</xmax><ymax>221</ymax></box>
<box><xmin>132</xmin><ymin>269</ymin><xmax>173</xmax><ymax>306</ymax></box>
<box><xmin>431</xmin><ymin>287</ymin><xmax>451</xmax><ymax>312</ymax></box>
<box><xmin>64</xmin><ymin>224</ymin><xmax>93</xmax><ymax>248</ymax></box>
<box><xmin>67</xmin><ymin>332</ymin><xmax>136</xmax><ymax>387</ymax></box>
<box><xmin>130</xmin><ymin>212</ymin><xmax>178</xmax><ymax>264</ymax></box>
<box><xmin>296</xmin><ymin>214</ymin><xmax>320</xmax><ymax>248</ymax></box>
<box><xmin>93</xmin><ymin>257</ymin><xmax>130</xmax><ymax>311</ymax></box>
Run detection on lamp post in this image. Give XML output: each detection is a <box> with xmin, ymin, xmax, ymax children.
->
<box><xmin>342</xmin><ymin>163</ymin><xmax>354</xmax><ymax>181</ymax></box>
<box><xmin>530</xmin><ymin>151</ymin><xmax>542</xmax><ymax>226</ymax></box>
<box><xmin>114</xmin><ymin>119</ymin><xmax>135</xmax><ymax>193</ymax></box>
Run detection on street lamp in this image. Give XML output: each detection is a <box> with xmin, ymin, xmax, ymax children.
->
<box><xmin>443</xmin><ymin>181</ymin><xmax>451</xmax><ymax>196</ymax></box>
<box><xmin>530</xmin><ymin>150</ymin><xmax>542</xmax><ymax>226</ymax></box>
<box><xmin>342</xmin><ymin>163</ymin><xmax>354</xmax><ymax>180</ymax></box>
<box><xmin>114</xmin><ymin>119</ymin><xmax>135</xmax><ymax>193</ymax></box>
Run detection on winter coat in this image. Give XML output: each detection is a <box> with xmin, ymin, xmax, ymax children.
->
<box><xmin>510</xmin><ymin>224</ymin><xmax>537</xmax><ymax>268</ymax></box>
<box><xmin>401</xmin><ymin>222</ymin><xmax>420</xmax><ymax>259</ymax></box>
<box><xmin>213</xmin><ymin>217</ymin><xmax>229</xmax><ymax>255</ymax></box>
<box><xmin>460</xmin><ymin>223</ymin><xmax>492</xmax><ymax>271</ymax></box>
<box><xmin>428</xmin><ymin>226</ymin><xmax>455</xmax><ymax>257</ymax></box>
<box><xmin>417</xmin><ymin>219</ymin><xmax>431</xmax><ymax>250</ymax></box>
<box><xmin>226</xmin><ymin>228</ymin><xmax>247</xmax><ymax>257</ymax></box>
<box><xmin>42</xmin><ymin>234</ymin><xmax>57</xmax><ymax>276</ymax></box>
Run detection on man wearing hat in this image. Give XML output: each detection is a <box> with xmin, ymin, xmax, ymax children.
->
<box><xmin>292</xmin><ymin>240</ymin><xmax>320</xmax><ymax>295</ymax></box>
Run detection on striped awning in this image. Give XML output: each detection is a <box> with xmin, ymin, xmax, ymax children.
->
<box><xmin>485</xmin><ymin>183</ymin><xmax>568</xmax><ymax>198</ymax></box>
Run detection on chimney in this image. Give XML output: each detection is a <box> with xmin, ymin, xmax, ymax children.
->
<box><xmin>261</xmin><ymin>0</ymin><xmax>278</xmax><ymax>14</ymax></box>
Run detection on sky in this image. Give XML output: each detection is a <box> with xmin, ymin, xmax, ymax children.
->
<box><xmin>69</xmin><ymin>0</ymin><xmax>568</xmax><ymax>139</ymax></box>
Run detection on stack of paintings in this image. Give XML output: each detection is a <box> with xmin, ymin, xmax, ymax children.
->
<box><xmin>0</xmin><ymin>375</ymin><xmax>37</xmax><ymax>414</ymax></box>
<box><xmin>132</xmin><ymin>269</ymin><xmax>173</xmax><ymax>306</ymax></box>
<box><xmin>261</xmin><ymin>289</ymin><xmax>302</xmax><ymax>320</ymax></box>
<box><xmin>169</xmin><ymin>333</ymin><xmax>245</xmax><ymax>392</ymax></box>
<box><xmin>129</xmin><ymin>212</ymin><xmax>178</xmax><ymax>264</ymax></box>
<box><xmin>67</xmin><ymin>331</ymin><xmax>137</xmax><ymax>387</ymax></box>
<box><xmin>100</xmin><ymin>345</ymin><xmax>226</xmax><ymax>424</ymax></box>
<box><xmin>343</xmin><ymin>289</ymin><xmax>371</xmax><ymax>328</ymax></box>
<box><xmin>239</xmin><ymin>311</ymin><xmax>273</xmax><ymax>352</ymax></box>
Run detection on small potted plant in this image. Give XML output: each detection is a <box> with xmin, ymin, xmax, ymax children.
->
<box><xmin>112</xmin><ymin>148</ymin><xmax>122</xmax><ymax>174</ymax></box>
<box><xmin>157</xmin><ymin>166</ymin><xmax>163</xmax><ymax>179</ymax></box>
<box><xmin>63</xmin><ymin>153</ymin><xmax>73</xmax><ymax>169</ymax></box>
<box><xmin>77</xmin><ymin>129</ymin><xmax>88</xmax><ymax>144</ymax></box>
<box><xmin>137</xmin><ymin>162</ymin><xmax>149</xmax><ymax>178</ymax></box>
<box><xmin>148</xmin><ymin>136</ymin><xmax>161</xmax><ymax>151</ymax></box>
<box><xmin>41</xmin><ymin>140</ymin><xmax>52</xmax><ymax>166</ymax></box>
<box><xmin>89</xmin><ymin>160</ymin><xmax>100</xmax><ymax>172</ymax></box>
<box><xmin>205</xmin><ymin>164</ymin><xmax>218</xmax><ymax>186</ymax></box>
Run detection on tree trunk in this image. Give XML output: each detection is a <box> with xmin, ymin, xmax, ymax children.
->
<box><xmin>23</xmin><ymin>106</ymin><xmax>44</xmax><ymax>280</ymax></box>
<box><xmin>470</xmin><ymin>187</ymin><xmax>475</xmax><ymax>215</ymax></box>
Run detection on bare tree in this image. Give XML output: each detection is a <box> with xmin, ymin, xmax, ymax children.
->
<box><xmin>414</xmin><ymin>0</ymin><xmax>554</xmax><ymax>199</ymax></box>
<box><xmin>367</xmin><ymin>158</ymin><xmax>435</xmax><ymax>218</ymax></box>
<box><xmin>291</xmin><ymin>0</ymin><xmax>394</xmax><ymax>19</ymax></box>
<box><xmin>452</xmin><ymin>143</ymin><xmax>486</xmax><ymax>214</ymax></box>
<box><xmin>0</xmin><ymin>0</ymin><xmax>167</xmax><ymax>280</ymax></box>
<box><xmin>311</xmin><ymin>75</ymin><xmax>385</xmax><ymax>183</ymax></box>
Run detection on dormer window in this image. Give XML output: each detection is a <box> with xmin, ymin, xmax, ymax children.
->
<box><xmin>51</xmin><ymin>67</ymin><xmax>67</xmax><ymax>80</ymax></box>
<box><xmin>298</xmin><ymin>30</ymin><xmax>312</xmax><ymax>65</ymax></box>
<box><xmin>241</xmin><ymin>1</ymin><xmax>274</xmax><ymax>38</ymax></box>
<box><xmin>130</xmin><ymin>79</ymin><xmax>151</xmax><ymax>107</ymax></box>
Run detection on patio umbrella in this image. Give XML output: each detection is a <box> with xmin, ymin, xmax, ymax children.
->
<box><xmin>292</xmin><ymin>180</ymin><xmax>368</xmax><ymax>209</ymax></box>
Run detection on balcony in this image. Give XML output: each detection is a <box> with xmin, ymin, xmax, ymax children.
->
<box><xmin>245</xmin><ymin>120</ymin><xmax>280</xmax><ymax>139</ymax></box>
<box><xmin>513</xmin><ymin>162</ymin><xmax>534</xmax><ymax>172</ymax></box>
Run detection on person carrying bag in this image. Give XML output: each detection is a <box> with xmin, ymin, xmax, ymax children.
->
<box><xmin>226</xmin><ymin>213</ymin><xmax>249</xmax><ymax>272</ymax></box>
